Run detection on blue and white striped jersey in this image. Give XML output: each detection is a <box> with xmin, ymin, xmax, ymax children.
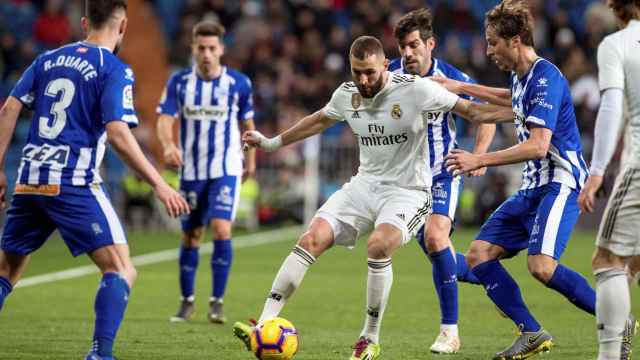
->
<box><xmin>10</xmin><ymin>41</ymin><xmax>138</xmax><ymax>186</ymax></box>
<box><xmin>157</xmin><ymin>66</ymin><xmax>254</xmax><ymax>181</ymax></box>
<box><xmin>510</xmin><ymin>58</ymin><xmax>588</xmax><ymax>190</ymax></box>
<box><xmin>389</xmin><ymin>57</ymin><xmax>474</xmax><ymax>177</ymax></box>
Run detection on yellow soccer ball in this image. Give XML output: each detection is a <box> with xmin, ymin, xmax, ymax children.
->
<box><xmin>250</xmin><ymin>317</ymin><xmax>299</xmax><ymax>360</ymax></box>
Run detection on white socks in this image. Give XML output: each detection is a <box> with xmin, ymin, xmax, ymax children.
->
<box><xmin>259</xmin><ymin>246</ymin><xmax>316</xmax><ymax>323</ymax></box>
<box><xmin>595</xmin><ymin>268</ymin><xmax>629</xmax><ymax>360</ymax></box>
<box><xmin>360</xmin><ymin>258</ymin><xmax>393</xmax><ymax>344</ymax></box>
<box><xmin>441</xmin><ymin>324</ymin><xmax>459</xmax><ymax>337</ymax></box>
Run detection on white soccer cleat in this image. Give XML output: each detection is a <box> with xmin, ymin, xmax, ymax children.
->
<box><xmin>430</xmin><ymin>330</ymin><xmax>461</xmax><ymax>354</ymax></box>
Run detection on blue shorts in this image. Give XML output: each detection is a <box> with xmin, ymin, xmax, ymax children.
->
<box><xmin>1</xmin><ymin>184</ymin><xmax>127</xmax><ymax>257</ymax></box>
<box><xmin>475</xmin><ymin>183</ymin><xmax>579</xmax><ymax>259</ymax></box>
<box><xmin>431</xmin><ymin>175</ymin><xmax>463</xmax><ymax>220</ymax></box>
<box><xmin>180</xmin><ymin>176</ymin><xmax>240</xmax><ymax>231</ymax></box>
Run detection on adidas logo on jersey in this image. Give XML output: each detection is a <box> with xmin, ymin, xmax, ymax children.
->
<box><xmin>396</xmin><ymin>213</ymin><xmax>405</xmax><ymax>221</ymax></box>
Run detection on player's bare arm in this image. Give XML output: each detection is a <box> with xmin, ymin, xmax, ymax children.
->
<box><xmin>156</xmin><ymin>113</ymin><xmax>182</xmax><ymax>169</ymax></box>
<box><xmin>107</xmin><ymin>121</ymin><xmax>190</xmax><ymax>218</ymax></box>
<box><xmin>243</xmin><ymin>110</ymin><xmax>338</xmax><ymax>152</ymax></box>
<box><xmin>469</xmin><ymin>123</ymin><xmax>497</xmax><ymax>177</ymax></box>
<box><xmin>451</xmin><ymin>98</ymin><xmax>514</xmax><ymax>124</ymax></box>
<box><xmin>241</xmin><ymin>118</ymin><xmax>256</xmax><ymax>182</ymax></box>
<box><xmin>431</xmin><ymin>76</ymin><xmax>512</xmax><ymax>107</ymax></box>
<box><xmin>0</xmin><ymin>97</ymin><xmax>22</xmax><ymax>210</ymax></box>
<box><xmin>445</xmin><ymin>127</ymin><xmax>551</xmax><ymax>176</ymax></box>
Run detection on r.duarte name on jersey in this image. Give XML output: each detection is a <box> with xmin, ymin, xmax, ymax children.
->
<box><xmin>357</xmin><ymin>132</ymin><xmax>409</xmax><ymax>146</ymax></box>
<box><xmin>43</xmin><ymin>55</ymin><xmax>98</xmax><ymax>81</ymax></box>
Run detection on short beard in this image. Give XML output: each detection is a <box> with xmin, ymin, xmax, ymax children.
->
<box><xmin>357</xmin><ymin>75</ymin><xmax>385</xmax><ymax>98</ymax></box>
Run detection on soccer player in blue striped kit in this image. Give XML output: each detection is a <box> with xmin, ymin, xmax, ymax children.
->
<box><xmin>389</xmin><ymin>9</ymin><xmax>496</xmax><ymax>353</ymax></box>
<box><xmin>436</xmin><ymin>1</ymin><xmax>602</xmax><ymax>359</ymax></box>
<box><xmin>156</xmin><ymin>20</ymin><xmax>256</xmax><ymax>324</ymax></box>
<box><xmin>0</xmin><ymin>1</ymin><xmax>190</xmax><ymax>359</ymax></box>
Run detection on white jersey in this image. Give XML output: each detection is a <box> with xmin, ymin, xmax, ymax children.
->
<box><xmin>322</xmin><ymin>72</ymin><xmax>459</xmax><ymax>189</ymax></box>
<box><xmin>598</xmin><ymin>20</ymin><xmax>640</xmax><ymax>169</ymax></box>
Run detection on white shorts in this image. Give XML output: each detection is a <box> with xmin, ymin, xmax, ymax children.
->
<box><xmin>596</xmin><ymin>168</ymin><xmax>640</xmax><ymax>256</ymax></box>
<box><xmin>315</xmin><ymin>176</ymin><xmax>432</xmax><ymax>247</ymax></box>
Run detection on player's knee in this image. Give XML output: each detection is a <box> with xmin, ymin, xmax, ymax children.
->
<box><xmin>527</xmin><ymin>261</ymin><xmax>554</xmax><ymax>283</ymax></box>
<box><xmin>367</xmin><ymin>234</ymin><xmax>390</xmax><ymax>259</ymax></box>
<box><xmin>466</xmin><ymin>247</ymin><xmax>484</xmax><ymax>268</ymax></box>
<box><xmin>297</xmin><ymin>231</ymin><xmax>327</xmax><ymax>258</ymax></box>
<box><xmin>591</xmin><ymin>247</ymin><xmax>623</xmax><ymax>270</ymax></box>
<box><xmin>121</xmin><ymin>265</ymin><xmax>137</xmax><ymax>288</ymax></box>
<box><xmin>424</xmin><ymin>230</ymin><xmax>449</xmax><ymax>253</ymax></box>
<box><xmin>182</xmin><ymin>229</ymin><xmax>203</xmax><ymax>247</ymax></box>
<box><xmin>211</xmin><ymin>221</ymin><xmax>232</xmax><ymax>240</ymax></box>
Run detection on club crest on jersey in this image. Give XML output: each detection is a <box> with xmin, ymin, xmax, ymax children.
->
<box><xmin>351</xmin><ymin>93</ymin><xmax>361</xmax><ymax>109</ymax></box>
<box><xmin>391</xmin><ymin>104</ymin><xmax>402</xmax><ymax>120</ymax></box>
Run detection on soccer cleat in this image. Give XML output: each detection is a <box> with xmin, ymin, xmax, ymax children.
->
<box><xmin>84</xmin><ymin>352</ymin><xmax>116</xmax><ymax>360</ymax></box>
<box><xmin>349</xmin><ymin>337</ymin><xmax>381</xmax><ymax>360</ymax></box>
<box><xmin>492</xmin><ymin>328</ymin><xmax>553</xmax><ymax>360</ymax></box>
<box><xmin>233</xmin><ymin>319</ymin><xmax>257</xmax><ymax>351</ymax></box>
<box><xmin>621</xmin><ymin>314</ymin><xmax>639</xmax><ymax>360</ymax></box>
<box><xmin>209</xmin><ymin>298</ymin><xmax>226</xmax><ymax>324</ymax></box>
<box><xmin>430</xmin><ymin>330</ymin><xmax>461</xmax><ymax>354</ymax></box>
<box><xmin>169</xmin><ymin>298</ymin><xmax>195</xmax><ymax>322</ymax></box>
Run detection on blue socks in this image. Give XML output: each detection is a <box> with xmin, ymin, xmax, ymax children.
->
<box><xmin>456</xmin><ymin>252</ymin><xmax>480</xmax><ymax>284</ymax></box>
<box><xmin>547</xmin><ymin>264</ymin><xmax>596</xmax><ymax>315</ymax></box>
<box><xmin>472</xmin><ymin>260</ymin><xmax>541</xmax><ymax>332</ymax></box>
<box><xmin>179</xmin><ymin>246</ymin><xmax>200</xmax><ymax>299</ymax></box>
<box><xmin>211</xmin><ymin>239</ymin><xmax>233</xmax><ymax>299</ymax></box>
<box><xmin>430</xmin><ymin>248</ymin><xmax>459</xmax><ymax>325</ymax></box>
<box><xmin>0</xmin><ymin>276</ymin><xmax>13</xmax><ymax>311</ymax></box>
<box><xmin>93</xmin><ymin>273</ymin><xmax>130</xmax><ymax>357</ymax></box>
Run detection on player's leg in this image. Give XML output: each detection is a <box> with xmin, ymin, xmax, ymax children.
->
<box><xmin>422</xmin><ymin>214</ymin><xmax>462</xmax><ymax>353</ymax></box>
<box><xmin>171</xmin><ymin>227</ymin><xmax>203</xmax><ymax>322</ymax></box>
<box><xmin>468</xmin><ymin>193</ymin><xmax>552</xmax><ymax>359</ymax></box>
<box><xmin>171</xmin><ymin>180</ymin><xmax>206</xmax><ymax>322</ymax></box>
<box><xmin>50</xmin><ymin>185</ymin><xmax>134</xmax><ymax>360</ymax></box>
<box><xmin>0</xmin><ymin>251</ymin><xmax>29</xmax><ymax>311</ymax></box>
<box><xmin>592</xmin><ymin>170</ymin><xmax>640</xmax><ymax>360</ymax></box>
<box><xmin>0</xmin><ymin>193</ymin><xmax>56</xmax><ymax>311</ymax></box>
<box><xmin>593</xmin><ymin>247</ymin><xmax>631</xmax><ymax>360</ymax></box>
<box><xmin>627</xmin><ymin>256</ymin><xmax>640</xmax><ymax>287</ymax></box>
<box><xmin>87</xmin><ymin>244</ymin><xmax>135</xmax><ymax>360</ymax></box>
<box><xmin>233</xmin><ymin>217</ymin><xmax>335</xmax><ymax>351</ymax></box>
<box><xmin>527</xmin><ymin>184</ymin><xmax>595</xmax><ymax>315</ymax></box>
<box><xmin>206</xmin><ymin>176</ymin><xmax>241</xmax><ymax>323</ymax></box>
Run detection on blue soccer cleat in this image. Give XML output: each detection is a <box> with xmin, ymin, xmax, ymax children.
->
<box><xmin>85</xmin><ymin>352</ymin><xmax>116</xmax><ymax>360</ymax></box>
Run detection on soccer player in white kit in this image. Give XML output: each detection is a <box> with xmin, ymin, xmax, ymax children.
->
<box><xmin>232</xmin><ymin>36</ymin><xmax>512</xmax><ymax>360</ymax></box>
<box><xmin>577</xmin><ymin>1</ymin><xmax>640</xmax><ymax>359</ymax></box>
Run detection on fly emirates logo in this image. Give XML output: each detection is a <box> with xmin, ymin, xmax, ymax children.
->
<box><xmin>358</xmin><ymin>124</ymin><xmax>408</xmax><ymax>147</ymax></box>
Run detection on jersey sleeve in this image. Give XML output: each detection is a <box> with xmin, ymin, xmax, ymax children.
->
<box><xmin>101</xmin><ymin>64</ymin><xmax>138</xmax><ymax>128</ymax></box>
<box><xmin>157</xmin><ymin>72</ymin><xmax>180</xmax><ymax>117</ymax></box>
<box><xmin>9</xmin><ymin>57</ymin><xmax>38</xmax><ymax>108</ymax></box>
<box><xmin>523</xmin><ymin>67</ymin><xmax>563</xmax><ymax>131</ymax></box>
<box><xmin>237</xmin><ymin>75</ymin><xmax>255</xmax><ymax>121</ymax></box>
<box><xmin>414</xmin><ymin>77</ymin><xmax>459</xmax><ymax>114</ymax></box>
<box><xmin>597</xmin><ymin>36</ymin><xmax>624</xmax><ymax>91</ymax></box>
<box><xmin>322</xmin><ymin>86</ymin><xmax>346</xmax><ymax>121</ymax></box>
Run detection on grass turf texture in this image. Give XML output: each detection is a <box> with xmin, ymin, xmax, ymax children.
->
<box><xmin>0</xmin><ymin>228</ymin><xmax>638</xmax><ymax>359</ymax></box>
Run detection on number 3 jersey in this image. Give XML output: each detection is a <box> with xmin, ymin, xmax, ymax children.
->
<box><xmin>9</xmin><ymin>42</ymin><xmax>138</xmax><ymax>186</ymax></box>
<box><xmin>322</xmin><ymin>72</ymin><xmax>459</xmax><ymax>190</ymax></box>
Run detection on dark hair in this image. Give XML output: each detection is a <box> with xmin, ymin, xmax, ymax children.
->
<box><xmin>608</xmin><ymin>0</ymin><xmax>640</xmax><ymax>23</ymax></box>
<box><xmin>85</xmin><ymin>0</ymin><xmax>127</xmax><ymax>29</ymax></box>
<box><xmin>192</xmin><ymin>21</ymin><xmax>226</xmax><ymax>40</ymax></box>
<box><xmin>393</xmin><ymin>8</ymin><xmax>434</xmax><ymax>42</ymax></box>
<box><xmin>485</xmin><ymin>0</ymin><xmax>535</xmax><ymax>47</ymax></box>
<box><xmin>349</xmin><ymin>36</ymin><xmax>384</xmax><ymax>60</ymax></box>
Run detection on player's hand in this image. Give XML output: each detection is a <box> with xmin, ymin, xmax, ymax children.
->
<box><xmin>445</xmin><ymin>149</ymin><xmax>483</xmax><ymax>176</ymax></box>
<box><xmin>468</xmin><ymin>167</ymin><xmax>487</xmax><ymax>177</ymax></box>
<box><xmin>242</xmin><ymin>130</ymin><xmax>282</xmax><ymax>152</ymax></box>
<box><xmin>578</xmin><ymin>175</ymin><xmax>603</xmax><ymax>213</ymax></box>
<box><xmin>154</xmin><ymin>182</ymin><xmax>190</xmax><ymax>218</ymax></box>
<box><xmin>163</xmin><ymin>144</ymin><xmax>183</xmax><ymax>169</ymax></box>
<box><xmin>0</xmin><ymin>170</ymin><xmax>7</xmax><ymax>211</ymax></box>
<box><xmin>429</xmin><ymin>76</ymin><xmax>463</xmax><ymax>94</ymax></box>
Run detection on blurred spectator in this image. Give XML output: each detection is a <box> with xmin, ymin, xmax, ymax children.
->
<box><xmin>34</xmin><ymin>0</ymin><xmax>71</xmax><ymax>49</ymax></box>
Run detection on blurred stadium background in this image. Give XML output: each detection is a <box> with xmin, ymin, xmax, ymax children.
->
<box><xmin>0</xmin><ymin>0</ymin><xmax>620</xmax><ymax>230</ymax></box>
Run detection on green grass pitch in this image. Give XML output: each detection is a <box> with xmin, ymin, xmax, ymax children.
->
<box><xmin>0</xmin><ymin>227</ymin><xmax>638</xmax><ymax>359</ymax></box>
